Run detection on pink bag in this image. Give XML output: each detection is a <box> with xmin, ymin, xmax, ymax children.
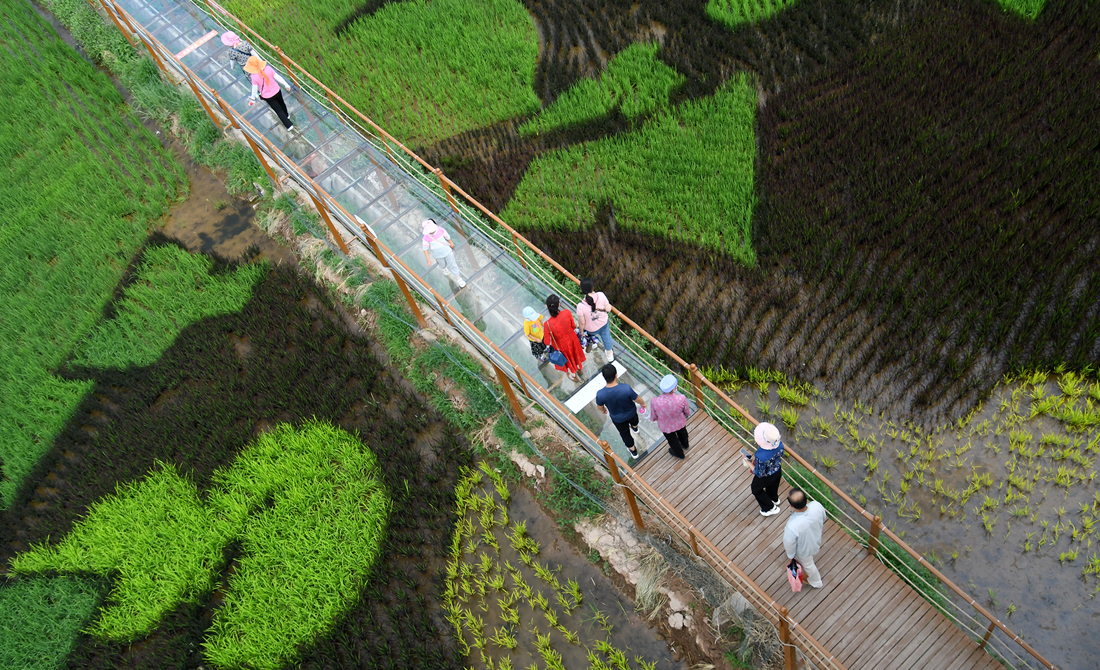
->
<box><xmin>787</xmin><ymin>559</ymin><xmax>805</xmax><ymax>592</ymax></box>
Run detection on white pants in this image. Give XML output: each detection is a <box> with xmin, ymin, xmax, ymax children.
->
<box><xmin>434</xmin><ymin>251</ymin><xmax>461</xmax><ymax>278</ymax></box>
<box><xmin>797</xmin><ymin>553</ymin><xmax>823</xmax><ymax>588</ymax></box>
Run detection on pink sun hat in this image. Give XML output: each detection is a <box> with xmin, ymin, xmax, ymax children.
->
<box><xmin>220</xmin><ymin>31</ymin><xmax>241</xmax><ymax>46</ymax></box>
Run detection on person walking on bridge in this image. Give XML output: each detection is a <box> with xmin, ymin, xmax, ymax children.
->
<box><xmin>244</xmin><ymin>56</ymin><xmax>295</xmax><ymax>132</ymax></box>
<box><xmin>783</xmin><ymin>488</ymin><xmax>826</xmax><ymax>589</ymax></box>
<box><xmin>648</xmin><ymin>374</ymin><xmax>692</xmax><ymax>459</ymax></box>
<box><xmin>576</xmin><ymin>278</ymin><xmax>615</xmax><ymax>362</ymax></box>
<box><xmin>747</xmin><ymin>422</ymin><xmax>784</xmax><ymax>516</ymax></box>
<box><xmin>596</xmin><ymin>364</ymin><xmax>647</xmax><ymax>460</ymax></box>
<box><xmin>421</xmin><ymin>219</ymin><xmax>466</xmax><ymax>288</ymax></box>
<box><xmin>220</xmin><ymin>31</ymin><xmax>254</xmax><ymax>71</ymax></box>
<box><xmin>543</xmin><ymin>294</ymin><xmax>585</xmax><ymax>382</ymax></box>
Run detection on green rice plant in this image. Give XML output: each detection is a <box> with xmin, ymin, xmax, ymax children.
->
<box><xmin>0</xmin><ymin>0</ymin><xmax>185</xmax><ymax>508</ymax></box>
<box><xmin>490</xmin><ymin>626</ymin><xmax>518</xmax><ymax>650</ymax></box>
<box><xmin>756</xmin><ymin>397</ymin><xmax>772</xmax><ymax>417</ymax></box>
<box><xmin>16</xmin><ymin>422</ymin><xmax>390</xmax><ymax>670</ymax></box>
<box><xmin>520</xmin><ymin>43</ymin><xmax>685</xmax><ymax>135</ymax></box>
<box><xmin>820</xmin><ymin>455</ymin><xmax>839</xmax><ymax>471</ymax></box>
<box><xmin>0</xmin><ymin>577</ymin><xmax>103</xmax><ymax>670</ymax></box>
<box><xmin>504</xmin><ymin>76</ymin><xmax>758</xmax><ymax>263</ymax></box>
<box><xmin>777</xmin><ymin>385</ymin><xmax>809</xmax><ymax>406</ymax></box>
<box><xmin>779</xmin><ymin>407</ymin><xmax>800</xmax><ymax>429</ymax></box>
<box><xmin>1060</xmin><ymin>548</ymin><xmax>1079</xmax><ymax>563</ymax></box>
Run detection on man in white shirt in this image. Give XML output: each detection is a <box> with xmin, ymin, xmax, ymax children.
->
<box><xmin>783</xmin><ymin>488</ymin><xmax>826</xmax><ymax>589</ymax></box>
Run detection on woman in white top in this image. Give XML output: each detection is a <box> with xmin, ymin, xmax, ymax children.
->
<box><xmin>421</xmin><ymin>219</ymin><xmax>466</xmax><ymax>288</ymax></box>
<box><xmin>576</xmin><ymin>278</ymin><xmax>615</xmax><ymax>362</ymax></box>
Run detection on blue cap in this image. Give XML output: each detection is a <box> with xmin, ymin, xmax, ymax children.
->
<box><xmin>659</xmin><ymin>375</ymin><xmax>677</xmax><ymax>393</ymax></box>
<box><xmin>523</xmin><ymin>306</ymin><xmax>538</xmax><ymax>321</ymax></box>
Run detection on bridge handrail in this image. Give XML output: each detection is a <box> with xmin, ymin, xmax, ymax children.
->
<box><xmin>102</xmin><ymin>2</ymin><xmax>1055</xmax><ymax>667</ymax></box>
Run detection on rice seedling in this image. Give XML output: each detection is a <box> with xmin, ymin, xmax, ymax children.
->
<box><xmin>1059</xmin><ymin>548</ymin><xmax>1079</xmax><ymax>563</ymax></box>
<box><xmin>780</xmin><ymin>407</ymin><xmax>800</xmax><ymax>429</ymax></box>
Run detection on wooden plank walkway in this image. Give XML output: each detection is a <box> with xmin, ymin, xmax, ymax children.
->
<box><xmin>634</xmin><ymin>413</ymin><xmax>1001</xmax><ymax>670</ymax></box>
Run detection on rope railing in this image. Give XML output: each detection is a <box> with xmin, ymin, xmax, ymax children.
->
<box><xmin>97</xmin><ymin>2</ymin><xmax>1056</xmax><ymax>667</ymax></box>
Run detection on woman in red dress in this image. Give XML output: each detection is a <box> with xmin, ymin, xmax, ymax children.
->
<box><xmin>543</xmin><ymin>294</ymin><xmax>586</xmax><ymax>382</ymax></box>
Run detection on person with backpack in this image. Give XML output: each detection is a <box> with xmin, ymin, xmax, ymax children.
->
<box><xmin>523</xmin><ymin>306</ymin><xmax>549</xmax><ymax>362</ymax></box>
<box><xmin>421</xmin><ymin>219</ymin><xmax>466</xmax><ymax>288</ymax></box>
<box><xmin>746</xmin><ymin>422</ymin><xmax>785</xmax><ymax>516</ymax></box>
<box><xmin>220</xmin><ymin>31</ymin><xmax>255</xmax><ymax>71</ymax></box>
<box><xmin>596</xmin><ymin>364</ymin><xmax>647</xmax><ymax>460</ymax></box>
<box><xmin>244</xmin><ymin>56</ymin><xmax>295</xmax><ymax>132</ymax></box>
<box><xmin>576</xmin><ymin>278</ymin><xmax>615</xmax><ymax>362</ymax></box>
<box><xmin>542</xmin><ymin>294</ymin><xmax>585</xmax><ymax>382</ymax></box>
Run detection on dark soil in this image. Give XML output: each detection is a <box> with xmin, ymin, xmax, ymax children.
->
<box><xmin>526</xmin><ymin>0</ymin><xmax>1100</xmax><ymax>423</ymax></box>
<box><xmin>0</xmin><ymin>239</ymin><xmax>471</xmax><ymax>669</ymax></box>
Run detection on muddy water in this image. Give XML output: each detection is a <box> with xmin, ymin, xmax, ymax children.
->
<box><xmin>157</xmin><ymin>138</ymin><xmax>295</xmax><ymax>264</ymax></box>
<box><xmin>724</xmin><ymin>379</ymin><xmax>1100</xmax><ymax>670</ymax></box>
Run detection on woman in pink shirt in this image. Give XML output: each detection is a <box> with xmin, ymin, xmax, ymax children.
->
<box><xmin>244</xmin><ymin>56</ymin><xmax>294</xmax><ymax>131</ymax></box>
<box><xmin>648</xmin><ymin>374</ymin><xmax>692</xmax><ymax>459</ymax></box>
<box><xmin>576</xmin><ymin>278</ymin><xmax>616</xmax><ymax>362</ymax></box>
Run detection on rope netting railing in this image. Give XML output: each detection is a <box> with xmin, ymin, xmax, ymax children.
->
<box><xmin>89</xmin><ymin>1</ymin><xmax>1057</xmax><ymax>667</ymax></box>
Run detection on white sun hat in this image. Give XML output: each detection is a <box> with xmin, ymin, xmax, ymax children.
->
<box><xmin>754</xmin><ymin>422</ymin><xmax>782</xmax><ymax>450</ymax></box>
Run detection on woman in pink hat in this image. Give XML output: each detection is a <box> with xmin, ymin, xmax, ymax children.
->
<box><xmin>421</xmin><ymin>219</ymin><xmax>465</xmax><ymax>288</ymax></box>
<box><xmin>220</xmin><ymin>31</ymin><xmax>254</xmax><ymax>71</ymax></box>
<box><xmin>244</xmin><ymin>55</ymin><xmax>294</xmax><ymax>131</ymax></box>
<box><xmin>747</xmin><ymin>422</ymin><xmax>785</xmax><ymax>516</ymax></box>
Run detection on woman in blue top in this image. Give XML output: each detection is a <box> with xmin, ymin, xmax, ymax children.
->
<box><xmin>747</xmin><ymin>422</ymin><xmax>785</xmax><ymax>516</ymax></box>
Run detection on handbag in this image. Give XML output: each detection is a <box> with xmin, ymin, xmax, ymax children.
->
<box><xmin>787</xmin><ymin>559</ymin><xmax>806</xmax><ymax>592</ymax></box>
<box><xmin>548</xmin><ymin>348</ymin><xmax>567</xmax><ymax>367</ymax></box>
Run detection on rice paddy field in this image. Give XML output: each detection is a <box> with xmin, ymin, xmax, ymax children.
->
<box><xmin>209</xmin><ymin>0</ymin><xmax>1096</xmax><ymax>665</ymax></box>
<box><xmin>5</xmin><ymin>0</ymin><xmax>1100</xmax><ymax>666</ymax></box>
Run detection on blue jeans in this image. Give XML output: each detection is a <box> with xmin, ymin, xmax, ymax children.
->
<box><xmin>586</xmin><ymin>321</ymin><xmax>614</xmax><ymax>352</ymax></box>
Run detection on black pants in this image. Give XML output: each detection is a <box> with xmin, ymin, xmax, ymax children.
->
<box><xmin>751</xmin><ymin>469</ymin><xmax>782</xmax><ymax>512</ymax></box>
<box><xmin>263</xmin><ymin>90</ymin><xmax>292</xmax><ymax>129</ymax></box>
<box><xmin>612</xmin><ymin>412</ymin><xmax>639</xmax><ymax>452</ymax></box>
<box><xmin>664</xmin><ymin>427</ymin><xmax>689</xmax><ymax>458</ymax></box>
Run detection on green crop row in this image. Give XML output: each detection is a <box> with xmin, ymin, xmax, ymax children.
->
<box><xmin>14</xmin><ymin>421</ymin><xmax>390</xmax><ymax>670</ymax></box>
<box><xmin>222</xmin><ymin>0</ymin><xmax>540</xmax><ymax>146</ymax></box>
<box><xmin>72</xmin><ymin>244</ymin><xmax>266</xmax><ymax>369</ymax></box>
<box><xmin>0</xmin><ymin>0</ymin><xmax>184</xmax><ymax>509</ymax></box>
<box><xmin>705</xmin><ymin>0</ymin><xmax>799</xmax><ymax>30</ymax></box>
<box><xmin>994</xmin><ymin>0</ymin><xmax>1047</xmax><ymax>19</ymax></box>
<box><xmin>503</xmin><ymin>75</ymin><xmax>758</xmax><ymax>264</ymax></box>
<box><xmin>0</xmin><ymin>576</ymin><xmax>102</xmax><ymax>670</ymax></box>
<box><xmin>519</xmin><ymin>43</ymin><xmax>684</xmax><ymax>136</ymax></box>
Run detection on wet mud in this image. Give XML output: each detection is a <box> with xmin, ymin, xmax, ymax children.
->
<box><xmin>509</xmin><ymin>486</ymin><xmax>687</xmax><ymax>669</ymax></box>
<box><xmin>723</xmin><ymin>378</ymin><xmax>1100</xmax><ymax>670</ymax></box>
<box><xmin>156</xmin><ymin>135</ymin><xmax>295</xmax><ymax>265</ymax></box>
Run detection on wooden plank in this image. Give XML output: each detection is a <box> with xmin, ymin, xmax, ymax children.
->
<box><xmin>642</xmin><ymin>422</ymin><xmax>728</xmax><ymax>489</ymax></box>
<box><xmin>855</xmin><ymin>596</ymin><xmax>941</xmax><ymax>668</ymax></box>
<box><xmin>917</xmin><ymin>625</ymin><xmax>991</xmax><ymax>670</ymax></box>
<box><xmin>875</xmin><ymin>605</ymin><xmax>956</xmax><ymax>670</ymax></box>
<box><xmin>848</xmin><ymin>595</ymin><xmax>941</xmax><ymax>668</ymax></box>
<box><xmin>818</xmin><ymin>573</ymin><xmax>912</xmax><ymax>652</ymax></box>
<box><xmin>673</xmin><ymin>459</ymin><xmax>747</xmax><ymax>517</ymax></box>
<box><xmin>891</xmin><ymin>615</ymin><xmax>961</xmax><ymax>670</ymax></box>
<box><xmin>801</xmin><ymin>558</ymin><xmax>897</xmax><ymax>632</ymax></box>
